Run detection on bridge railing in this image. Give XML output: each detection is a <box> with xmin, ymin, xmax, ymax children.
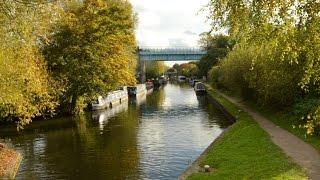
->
<box><xmin>138</xmin><ymin>47</ymin><xmax>206</xmax><ymax>55</ymax></box>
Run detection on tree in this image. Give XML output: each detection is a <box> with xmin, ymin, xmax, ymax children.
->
<box><xmin>198</xmin><ymin>34</ymin><xmax>232</xmax><ymax>77</ymax></box>
<box><xmin>172</xmin><ymin>63</ymin><xmax>181</xmax><ymax>73</ymax></box>
<box><xmin>180</xmin><ymin>62</ymin><xmax>199</xmax><ymax>77</ymax></box>
<box><xmin>43</xmin><ymin>0</ymin><xmax>137</xmax><ymax>114</ymax></box>
<box><xmin>146</xmin><ymin>61</ymin><xmax>167</xmax><ymax>79</ymax></box>
<box><xmin>206</xmin><ymin>0</ymin><xmax>320</xmax><ymax>135</ymax></box>
<box><xmin>0</xmin><ymin>0</ymin><xmax>61</xmax><ymax>129</ymax></box>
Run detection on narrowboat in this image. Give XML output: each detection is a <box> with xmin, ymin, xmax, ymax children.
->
<box><xmin>91</xmin><ymin>87</ymin><xmax>128</xmax><ymax>110</ymax></box>
<box><xmin>178</xmin><ymin>76</ymin><xmax>186</xmax><ymax>83</ymax></box>
<box><xmin>194</xmin><ymin>82</ymin><xmax>207</xmax><ymax>96</ymax></box>
<box><xmin>127</xmin><ymin>84</ymin><xmax>147</xmax><ymax>97</ymax></box>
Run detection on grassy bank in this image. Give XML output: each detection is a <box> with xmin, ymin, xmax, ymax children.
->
<box><xmin>188</xmin><ymin>88</ymin><xmax>306</xmax><ymax>179</ymax></box>
<box><xmin>246</xmin><ymin>102</ymin><xmax>320</xmax><ymax>151</ymax></box>
<box><xmin>219</xmin><ymin>89</ymin><xmax>320</xmax><ymax>151</ymax></box>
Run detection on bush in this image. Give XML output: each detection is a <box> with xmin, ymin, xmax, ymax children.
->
<box><xmin>244</xmin><ymin>42</ymin><xmax>303</xmax><ymax>107</ymax></box>
<box><xmin>208</xmin><ymin>66</ymin><xmax>221</xmax><ymax>88</ymax></box>
<box><xmin>218</xmin><ymin>45</ymin><xmax>254</xmax><ymax>98</ymax></box>
<box><xmin>211</xmin><ymin>41</ymin><xmax>304</xmax><ymax>109</ymax></box>
<box><xmin>293</xmin><ymin>98</ymin><xmax>320</xmax><ymax>118</ymax></box>
<box><xmin>303</xmin><ymin>107</ymin><xmax>320</xmax><ymax>136</ymax></box>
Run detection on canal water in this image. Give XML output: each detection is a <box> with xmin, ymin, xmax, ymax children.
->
<box><xmin>0</xmin><ymin>83</ymin><xmax>233</xmax><ymax>179</ymax></box>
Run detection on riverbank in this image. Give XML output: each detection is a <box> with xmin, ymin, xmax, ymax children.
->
<box><xmin>187</xmin><ymin>86</ymin><xmax>307</xmax><ymax>179</ymax></box>
<box><xmin>0</xmin><ymin>144</ymin><xmax>22</xmax><ymax>179</ymax></box>
<box><xmin>214</xmin><ymin>90</ymin><xmax>320</xmax><ymax>151</ymax></box>
<box><xmin>247</xmin><ymin>101</ymin><xmax>320</xmax><ymax>151</ymax></box>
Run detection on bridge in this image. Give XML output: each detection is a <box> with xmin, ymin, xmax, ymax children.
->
<box><xmin>138</xmin><ymin>47</ymin><xmax>207</xmax><ymax>83</ymax></box>
<box><xmin>138</xmin><ymin>47</ymin><xmax>206</xmax><ymax>61</ymax></box>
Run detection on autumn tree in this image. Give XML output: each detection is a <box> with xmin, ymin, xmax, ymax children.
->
<box><xmin>145</xmin><ymin>61</ymin><xmax>167</xmax><ymax>79</ymax></box>
<box><xmin>0</xmin><ymin>0</ymin><xmax>62</xmax><ymax>129</ymax></box>
<box><xmin>43</xmin><ymin>0</ymin><xmax>137</xmax><ymax>114</ymax></box>
<box><xmin>179</xmin><ymin>62</ymin><xmax>199</xmax><ymax>77</ymax></box>
<box><xmin>206</xmin><ymin>0</ymin><xmax>320</xmax><ymax>134</ymax></box>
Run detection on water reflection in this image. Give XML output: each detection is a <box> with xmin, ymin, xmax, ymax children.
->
<box><xmin>92</xmin><ymin>100</ymin><xmax>129</xmax><ymax>131</ymax></box>
<box><xmin>129</xmin><ymin>93</ymin><xmax>147</xmax><ymax>106</ymax></box>
<box><xmin>0</xmin><ymin>83</ymin><xmax>233</xmax><ymax>179</ymax></box>
<box><xmin>137</xmin><ymin>84</ymin><xmax>231</xmax><ymax>179</ymax></box>
<box><xmin>145</xmin><ymin>88</ymin><xmax>166</xmax><ymax>109</ymax></box>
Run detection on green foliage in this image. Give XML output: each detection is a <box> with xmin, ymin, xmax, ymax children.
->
<box><xmin>197</xmin><ymin>34</ymin><xmax>231</xmax><ymax>77</ymax></box>
<box><xmin>171</xmin><ymin>62</ymin><xmax>198</xmax><ymax>78</ymax></box>
<box><xmin>0</xmin><ymin>0</ymin><xmax>137</xmax><ymax>128</ymax></box>
<box><xmin>304</xmin><ymin>107</ymin><xmax>320</xmax><ymax>136</ymax></box>
<box><xmin>0</xmin><ymin>0</ymin><xmax>61</xmax><ymax>129</ymax></box>
<box><xmin>43</xmin><ymin>0</ymin><xmax>137</xmax><ymax>114</ymax></box>
<box><xmin>293</xmin><ymin>98</ymin><xmax>320</xmax><ymax>118</ymax></box>
<box><xmin>146</xmin><ymin>61</ymin><xmax>167</xmax><ymax>79</ymax></box>
<box><xmin>216</xmin><ymin>45</ymin><xmax>253</xmax><ymax>98</ymax></box>
<box><xmin>207</xmin><ymin>66</ymin><xmax>220</xmax><ymax>88</ymax></box>
<box><xmin>212</xmin><ymin>42</ymin><xmax>303</xmax><ymax>107</ymax></box>
<box><xmin>179</xmin><ymin>62</ymin><xmax>198</xmax><ymax>77</ymax></box>
<box><xmin>189</xmin><ymin>89</ymin><xmax>306</xmax><ymax>179</ymax></box>
<box><xmin>247</xmin><ymin>99</ymin><xmax>320</xmax><ymax>150</ymax></box>
<box><xmin>206</xmin><ymin>0</ymin><xmax>320</xmax><ymax>134</ymax></box>
<box><xmin>173</xmin><ymin>63</ymin><xmax>180</xmax><ymax>71</ymax></box>
<box><xmin>166</xmin><ymin>68</ymin><xmax>177</xmax><ymax>74</ymax></box>
<box><xmin>246</xmin><ymin>43</ymin><xmax>302</xmax><ymax>107</ymax></box>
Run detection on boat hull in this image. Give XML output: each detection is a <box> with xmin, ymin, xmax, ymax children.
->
<box><xmin>195</xmin><ymin>90</ymin><xmax>207</xmax><ymax>96</ymax></box>
<box><xmin>91</xmin><ymin>88</ymin><xmax>128</xmax><ymax>111</ymax></box>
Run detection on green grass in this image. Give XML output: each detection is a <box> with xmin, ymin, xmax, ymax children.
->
<box><xmin>219</xmin><ymin>89</ymin><xmax>320</xmax><ymax>151</ymax></box>
<box><xmin>246</xmin><ymin>102</ymin><xmax>320</xmax><ymax>151</ymax></box>
<box><xmin>188</xmin><ymin>89</ymin><xmax>306</xmax><ymax>179</ymax></box>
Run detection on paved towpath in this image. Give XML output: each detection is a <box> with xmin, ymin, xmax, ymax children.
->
<box><xmin>215</xmin><ymin>90</ymin><xmax>320</xmax><ymax>180</ymax></box>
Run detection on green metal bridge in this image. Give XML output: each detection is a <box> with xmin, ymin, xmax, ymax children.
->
<box><xmin>138</xmin><ymin>47</ymin><xmax>206</xmax><ymax>61</ymax></box>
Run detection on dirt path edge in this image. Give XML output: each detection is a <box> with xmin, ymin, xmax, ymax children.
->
<box><xmin>215</xmin><ymin>90</ymin><xmax>320</xmax><ymax>180</ymax></box>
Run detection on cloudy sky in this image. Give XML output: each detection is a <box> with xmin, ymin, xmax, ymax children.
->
<box><xmin>130</xmin><ymin>0</ymin><xmax>211</xmax><ymax>48</ymax></box>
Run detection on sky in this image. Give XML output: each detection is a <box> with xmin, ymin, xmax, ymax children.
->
<box><xmin>129</xmin><ymin>0</ymin><xmax>211</xmax><ymax>66</ymax></box>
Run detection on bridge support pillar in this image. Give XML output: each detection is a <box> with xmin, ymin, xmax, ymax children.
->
<box><xmin>139</xmin><ymin>60</ymin><xmax>146</xmax><ymax>84</ymax></box>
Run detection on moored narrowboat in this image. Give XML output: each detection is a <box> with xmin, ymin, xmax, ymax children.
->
<box><xmin>194</xmin><ymin>82</ymin><xmax>206</xmax><ymax>96</ymax></box>
<box><xmin>127</xmin><ymin>84</ymin><xmax>147</xmax><ymax>97</ymax></box>
<box><xmin>91</xmin><ymin>87</ymin><xmax>128</xmax><ymax>110</ymax></box>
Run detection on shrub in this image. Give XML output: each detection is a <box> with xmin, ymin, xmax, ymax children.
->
<box><xmin>293</xmin><ymin>98</ymin><xmax>320</xmax><ymax>118</ymax></box>
<box><xmin>218</xmin><ymin>45</ymin><xmax>254</xmax><ymax>98</ymax></box>
<box><xmin>303</xmin><ymin>107</ymin><xmax>320</xmax><ymax>136</ymax></box>
<box><xmin>208</xmin><ymin>66</ymin><xmax>221</xmax><ymax>88</ymax></box>
<box><xmin>244</xmin><ymin>41</ymin><xmax>303</xmax><ymax>108</ymax></box>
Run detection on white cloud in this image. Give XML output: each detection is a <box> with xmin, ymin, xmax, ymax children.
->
<box><xmin>130</xmin><ymin>0</ymin><xmax>211</xmax><ymax>47</ymax></box>
<box><xmin>184</xmin><ymin>30</ymin><xmax>197</xmax><ymax>36</ymax></box>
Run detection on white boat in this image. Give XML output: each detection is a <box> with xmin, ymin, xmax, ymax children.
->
<box><xmin>178</xmin><ymin>76</ymin><xmax>186</xmax><ymax>82</ymax></box>
<box><xmin>194</xmin><ymin>82</ymin><xmax>206</xmax><ymax>96</ymax></box>
<box><xmin>91</xmin><ymin>87</ymin><xmax>128</xmax><ymax>110</ymax></box>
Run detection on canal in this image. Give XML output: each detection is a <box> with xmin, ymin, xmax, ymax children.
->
<box><xmin>0</xmin><ymin>83</ymin><xmax>233</xmax><ymax>179</ymax></box>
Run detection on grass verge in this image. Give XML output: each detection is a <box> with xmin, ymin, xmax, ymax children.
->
<box><xmin>247</xmin><ymin>102</ymin><xmax>320</xmax><ymax>151</ymax></box>
<box><xmin>220</xmin><ymin>89</ymin><xmax>320</xmax><ymax>151</ymax></box>
<box><xmin>188</xmin><ymin>88</ymin><xmax>306</xmax><ymax>179</ymax></box>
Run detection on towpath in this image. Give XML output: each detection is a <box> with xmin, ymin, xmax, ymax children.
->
<box><xmin>214</xmin><ymin>90</ymin><xmax>320</xmax><ymax>180</ymax></box>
